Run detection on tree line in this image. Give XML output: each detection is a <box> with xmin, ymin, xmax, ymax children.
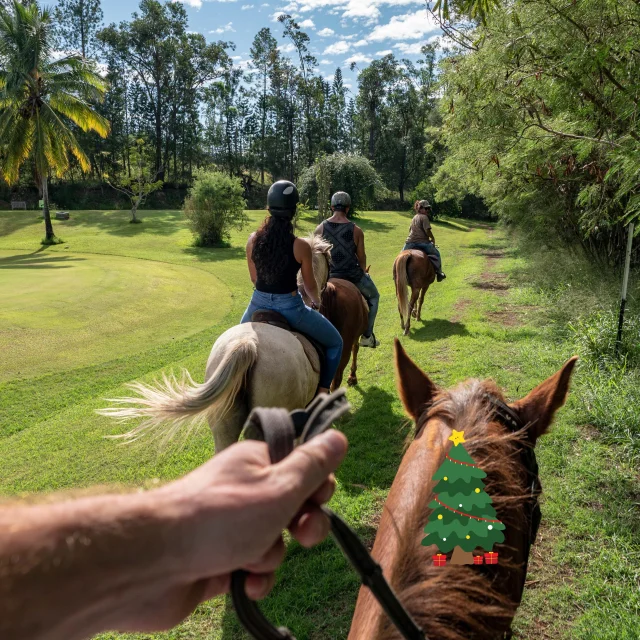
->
<box><xmin>2</xmin><ymin>0</ymin><xmax>439</xmax><ymax>207</ymax></box>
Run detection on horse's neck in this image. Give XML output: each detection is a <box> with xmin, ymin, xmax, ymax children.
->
<box><xmin>349</xmin><ymin>425</ymin><xmax>448</xmax><ymax>639</ymax></box>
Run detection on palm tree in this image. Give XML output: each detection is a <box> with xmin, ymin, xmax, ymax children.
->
<box><xmin>0</xmin><ymin>0</ymin><xmax>110</xmax><ymax>243</ymax></box>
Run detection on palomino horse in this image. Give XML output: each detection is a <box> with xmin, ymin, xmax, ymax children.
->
<box><xmin>393</xmin><ymin>250</ymin><xmax>436</xmax><ymax>336</ymax></box>
<box><xmin>349</xmin><ymin>340</ymin><xmax>577</xmax><ymax>639</ymax></box>
<box><xmin>100</xmin><ymin>235</ymin><xmax>332</xmax><ymax>452</ymax></box>
<box><xmin>300</xmin><ymin>278</ymin><xmax>368</xmax><ymax>390</ymax></box>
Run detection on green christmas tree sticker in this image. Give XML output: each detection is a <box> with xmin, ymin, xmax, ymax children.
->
<box><xmin>423</xmin><ymin>430</ymin><xmax>505</xmax><ymax>565</ymax></box>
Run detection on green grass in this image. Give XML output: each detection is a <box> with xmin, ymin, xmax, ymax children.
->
<box><xmin>0</xmin><ymin>209</ymin><xmax>637</xmax><ymax>638</ymax></box>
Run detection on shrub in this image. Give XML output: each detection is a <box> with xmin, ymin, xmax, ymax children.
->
<box><xmin>183</xmin><ymin>170</ymin><xmax>247</xmax><ymax>246</ymax></box>
<box><xmin>298</xmin><ymin>153</ymin><xmax>387</xmax><ymax>217</ymax></box>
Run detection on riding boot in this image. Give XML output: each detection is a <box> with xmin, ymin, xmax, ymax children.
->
<box><xmin>437</xmin><ymin>272</ymin><xmax>447</xmax><ymax>283</ymax></box>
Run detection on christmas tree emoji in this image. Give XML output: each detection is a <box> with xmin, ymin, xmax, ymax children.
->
<box><xmin>422</xmin><ymin>429</ymin><xmax>505</xmax><ymax>565</ymax></box>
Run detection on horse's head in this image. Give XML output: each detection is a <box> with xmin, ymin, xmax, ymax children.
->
<box><xmin>350</xmin><ymin>340</ymin><xmax>578</xmax><ymax>640</ymax></box>
<box><xmin>297</xmin><ymin>233</ymin><xmax>332</xmax><ymax>304</ymax></box>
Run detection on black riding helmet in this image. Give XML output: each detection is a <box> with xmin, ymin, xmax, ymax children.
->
<box><xmin>268</xmin><ymin>180</ymin><xmax>299</xmax><ymax>218</ymax></box>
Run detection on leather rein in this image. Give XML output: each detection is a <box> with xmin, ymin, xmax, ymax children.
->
<box><xmin>232</xmin><ymin>390</ymin><xmax>541</xmax><ymax>640</ymax></box>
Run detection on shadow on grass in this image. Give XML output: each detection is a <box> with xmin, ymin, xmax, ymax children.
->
<box><xmin>356</xmin><ymin>218</ymin><xmax>395</xmax><ymax>233</ymax></box>
<box><xmin>60</xmin><ymin>210</ymin><xmax>187</xmax><ymax>237</ymax></box>
<box><xmin>434</xmin><ymin>218</ymin><xmax>472</xmax><ymax>233</ymax></box>
<box><xmin>0</xmin><ymin>211</ymin><xmax>42</xmax><ymax>236</ymax></box>
<box><xmin>0</xmin><ymin>250</ymin><xmax>85</xmax><ymax>270</ymax></box>
<box><xmin>183</xmin><ymin>245</ymin><xmax>246</xmax><ymax>262</ymax></box>
<box><xmin>411</xmin><ymin>318</ymin><xmax>470</xmax><ymax>342</ymax></box>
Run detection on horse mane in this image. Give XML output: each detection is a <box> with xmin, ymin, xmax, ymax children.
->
<box><xmin>378</xmin><ymin>380</ymin><xmax>531</xmax><ymax>640</ymax></box>
<box><xmin>302</xmin><ymin>232</ymin><xmax>332</xmax><ymax>259</ymax></box>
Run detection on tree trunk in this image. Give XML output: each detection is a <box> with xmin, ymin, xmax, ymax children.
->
<box><xmin>450</xmin><ymin>546</ymin><xmax>474</xmax><ymax>565</ymax></box>
<box><xmin>42</xmin><ymin>176</ymin><xmax>55</xmax><ymax>242</ymax></box>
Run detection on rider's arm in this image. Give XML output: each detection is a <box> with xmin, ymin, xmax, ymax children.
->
<box><xmin>294</xmin><ymin>239</ymin><xmax>321</xmax><ymax>308</ymax></box>
<box><xmin>354</xmin><ymin>226</ymin><xmax>367</xmax><ymax>271</ymax></box>
<box><xmin>424</xmin><ymin>218</ymin><xmax>436</xmax><ymax>244</ymax></box>
<box><xmin>246</xmin><ymin>234</ymin><xmax>257</xmax><ymax>285</ymax></box>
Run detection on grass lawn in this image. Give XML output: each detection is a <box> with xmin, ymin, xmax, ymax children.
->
<box><xmin>0</xmin><ymin>209</ymin><xmax>637</xmax><ymax>638</ymax></box>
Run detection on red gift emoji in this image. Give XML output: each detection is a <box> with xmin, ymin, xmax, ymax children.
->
<box><xmin>484</xmin><ymin>552</ymin><xmax>499</xmax><ymax>565</ymax></box>
<box><xmin>473</xmin><ymin>555</ymin><xmax>484</xmax><ymax>565</ymax></box>
<box><xmin>433</xmin><ymin>554</ymin><xmax>447</xmax><ymax>567</ymax></box>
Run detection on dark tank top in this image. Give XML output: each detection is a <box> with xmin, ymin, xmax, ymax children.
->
<box><xmin>321</xmin><ymin>221</ymin><xmax>364</xmax><ymax>283</ymax></box>
<box><xmin>254</xmin><ymin>236</ymin><xmax>301</xmax><ymax>294</ymax></box>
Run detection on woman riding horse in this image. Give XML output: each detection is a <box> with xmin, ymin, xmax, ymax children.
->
<box><xmin>403</xmin><ymin>200</ymin><xmax>446</xmax><ymax>282</ymax></box>
<box><xmin>242</xmin><ymin>180</ymin><xmax>343</xmax><ymax>396</ymax></box>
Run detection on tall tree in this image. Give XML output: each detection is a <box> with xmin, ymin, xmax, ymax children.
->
<box><xmin>250</xmin><ymin>27</ymin><xmax>278</xmax><ymax>184</ymax></box>
<box><xmin>0</xmin><ymin>0</ymin><xmax>109</xmax><ymax>242</ymax></box>
<box><xmin>54</xmin><ymin>0</ymin><xmax>103</xmax><ymax>58</ymax></box>
<box><xmin>278</xmin><ymin>14</ymin><xmax>316</xmax><ymax>166</ymax></box>
<box><xmin>98</xmin><ymin>0</ymin><xmax>228</xmax><ymax>177</ymax></box>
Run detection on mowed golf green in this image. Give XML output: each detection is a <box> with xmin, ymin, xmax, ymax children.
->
<box><xmin>0</xmin><ymin>209</ymin><xmax>637</xmax><ymax>639</ymax></box>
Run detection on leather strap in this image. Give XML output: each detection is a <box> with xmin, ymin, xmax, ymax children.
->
<box><xmin>232</xmin><ymin>390</ymin><xmax>426</xmax><ymax>640</ymax></box>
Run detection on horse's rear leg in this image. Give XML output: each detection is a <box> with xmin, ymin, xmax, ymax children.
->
<box><xmin>417</xmin><ymin>288</ymin><xmax>428</xmax><ymax>321</ymax></box>
<box><xmin>347</xmin><ymin>343</ymin><xmax>360</xmax><ymax>386</ymax></box>
<box><xmin>210</xmin><ymin>399</ymin><xmax>248</xmax><ymax>453</ymax></box>
<box><xmin>331</xmin><ymin>345</ymin><xmax>351</xmax><ymax>392</ymax></box>
<box><xmin>404</xmin><ymin>288</ymin><xmax>420</xmax><ymax>336</ymax></box>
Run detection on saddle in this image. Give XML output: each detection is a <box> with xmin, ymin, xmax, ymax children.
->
<box><xmin>251</xmin><ymin>310</ymin><xmax>325</xmax><ymax>374</ymax></box>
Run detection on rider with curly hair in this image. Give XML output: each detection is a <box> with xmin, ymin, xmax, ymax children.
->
<box><xmin>242</xmin><ymin>180</ymin><xmax>343</xmax><ymax>395</ymax></box>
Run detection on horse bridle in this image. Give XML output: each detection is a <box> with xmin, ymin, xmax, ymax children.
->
<box><xmin>232</xmin><ymin>391</ymin><xmax>541</xmax><ymax>640</ymax></box>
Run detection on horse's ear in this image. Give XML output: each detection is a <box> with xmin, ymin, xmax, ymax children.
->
<box><xmin>511</xmin><ymin>356</ymin><xmax>578</xmax><ymax>441</ymax></box>
<box><xmin>394</xmin><ymin>338</ymin><xmax>438</xmax><ymax>421</ymax></box>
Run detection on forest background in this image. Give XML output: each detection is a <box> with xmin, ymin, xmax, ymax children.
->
<box><xmin>1</xmin><ymin>0</ymin><xmax>639</xmax><ymax>268</ymax></box>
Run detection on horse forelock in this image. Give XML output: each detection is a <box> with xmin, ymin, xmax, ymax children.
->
<box><xmin>376</xmin><ymin>380</ymin><xmax>531</xmax><ymax>640</ymax></box>
<box><xmin>302</xmin><ymin>232</ymin><xmax>332</xmax><ymax>259</ymax></box>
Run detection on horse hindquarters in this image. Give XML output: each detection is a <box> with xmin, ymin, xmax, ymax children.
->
<box><xmin>323</xmin><ymin>279</ymin><xmax>368</xmax><ymax>390</ymax></box>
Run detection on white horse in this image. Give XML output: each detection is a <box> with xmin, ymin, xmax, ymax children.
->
<box><xmin>100</xmin><ymin>234</ymin><xmax>332</xmax><ymax>452</ymax></box>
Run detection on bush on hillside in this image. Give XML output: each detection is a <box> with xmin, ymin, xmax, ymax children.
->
<box><xmin>298</xmin><ymin>153</ymin><xmax>386</xmax><ymax>217</ymax></box>
<box><xmin>183</xmin><ymin>170</ymin><xmax>247</xmax><ymax>247</ymax></box>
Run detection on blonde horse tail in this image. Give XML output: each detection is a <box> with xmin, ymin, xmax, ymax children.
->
<box><xmin>395</xmin><ymin>252</ymin><xmax>411</xmax><ymax>324</ymax></box>
<box><xmin>99</xmin><ymin>333</ymin><xmax>258</xmax><ymax>442</ymax></box>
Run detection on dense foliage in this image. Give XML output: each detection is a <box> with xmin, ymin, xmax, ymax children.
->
<box><xmin>298</xmin><ymin>154</ymin><xmax>386</xmax><ymax>217</ymax></box>
<box><xmin>433</xmin><ymin>0</ymin><xmax>640</xmax><ymax>265</ymax></box>
<box><xmin>183</xmin><ymin>169</ymin><xmax>247</xmax><ymax>246</ymax></box>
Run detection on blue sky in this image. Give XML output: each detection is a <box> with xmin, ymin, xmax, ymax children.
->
<box><xmin>57</xmin><ymin>0</ymin><xmax>442</xmax><ymax>89</ymax></box>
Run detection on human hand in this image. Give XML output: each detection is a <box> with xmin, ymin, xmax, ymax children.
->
<box><xmin>113</xmin><ymin>430</ymin><xmax>348</xmax><ymax>633</ymax></box>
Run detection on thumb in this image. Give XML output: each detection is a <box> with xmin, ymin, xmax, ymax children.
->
<box><xmin>275</xmin><ymin>430</ymin><xmax>348</xmax><ymax>503</ymax></box>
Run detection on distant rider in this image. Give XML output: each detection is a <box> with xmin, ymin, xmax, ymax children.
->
<box><xmin>315</xmin><ymin>191</ymin><xmax>381</xmax><ymax>348</ymax></box>
<box><xmin>242</xmin><ymin>180</ymin><xmax>343</xmax><ymax>395</ymax></box>
<box><xmin>403</xmin><ymin>200</ymin><xmax>446</xmax><ymax>282</ymax></box>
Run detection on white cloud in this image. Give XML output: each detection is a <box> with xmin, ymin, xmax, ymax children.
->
<box><xmin>324</xmin><ymin>74</ymin><xmax>335</xmax><ymax>82</ymax></box>
<box><xmin>344</xmin><ymin>82</ymin><xmax>352</xmax><ymax>88</ymax></box>
<box><xmin>369</xmin><ymin>9</ymin><xmax>438</xmax><ymax>41</ymax></box>
<box><xmin>323</xmin><ymin>41</ymin><xmax>351</xmax><ymax>55</ymax></box>
<box><xmin>317</xmin><ymin>27</ymin><xmax>335</xmax><ymax>37</ymax></box>
<box><xmin>278</xmin><ymin>42</ymin><xmax>297</xmax><ymax>53</ymax></box>
<box><xmin>344</xmin><ymin>53</ymin><xmax>372</xmax><ymax>65</ymax></box>
<box><xmin>376</xmin><ymin>49</ymin><xmax>393</xmax><ymax>55</ymax></box>
<box><xmin>342</xmin><ymin>0</ymin><xmax>380</xmax><ymax>22</ymax></box>
<box><xmin>231</xmin><ymin>55</ymin><xmax>243</xmax><ymax>60</ymax></box>
<box><xmin>175</xmin><ymin>0</ymin><xmax>202</xmax><ymax>6</ymax></box>
<box><xmin>393</xmin><ymin>41</ymin><xmax>421</xmax><ymax>54</ymax></box>
<box><xmin>353</xmin><ymin>39</ymin><xmax>368</xmax><ymax>47</ymax></box>
<box><xmin>210</xmin><ymin>22</ymin><xmax>236</xmax><ymax>33</ymax></box>
<box><xmin>241</xmin><ymin>3</ymin><xmax>254</xmax><ymax>8</ymax></box>
<box><xmin>299</xmin><ymin>18</ymin><xmax>315</xmax><ymax>28</ymax></box>
<box><xmin>320</xmin><ymin>58</ymin><xmax>334</xmax><ymax>64</ymax></box>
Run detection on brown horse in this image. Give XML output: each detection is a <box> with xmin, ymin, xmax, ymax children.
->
<box><xmin>349</xmin><ymin>340</ymin><xmax>577</xmax><ymax>640</ymax></box>
<box><xmin>320</xmin><ymin>278</ymin><xmax>368</xmax><ymax>389</ymax></box>
<box><xmin>393</xmin><ymin>250</ymin><xmax>436</xmax><ymax>336</ymax></box>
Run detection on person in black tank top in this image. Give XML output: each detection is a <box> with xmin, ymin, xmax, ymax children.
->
<box><xmin>241</xmin><ymin>181</ymin><xmax>343</xmax><ymax>395</ymax></box>
<box><xmin>315</xmin><ymin>191</ymin><xmax>381</xmax><ymax>348</ymax></box>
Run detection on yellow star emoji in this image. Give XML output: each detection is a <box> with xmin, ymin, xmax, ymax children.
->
<box><xmin>449</xmin><ymin>429</ymin><xmax>466</xmax><ymax>446</ymax></box>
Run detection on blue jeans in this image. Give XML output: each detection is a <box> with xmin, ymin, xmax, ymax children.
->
<box><xmin>353</xmin><ymin>274</ymin><xmax>380</xmax><ymax>337</ymax></box>
<box><xmin>241</xmin><ymin>290</ymin><xmax>343</xmax><ymax>389</ymax></box>
<box><xmin>403</xmin><ymin>242</ymin><xmax>442</xmax><ymax>273</ymax></box>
